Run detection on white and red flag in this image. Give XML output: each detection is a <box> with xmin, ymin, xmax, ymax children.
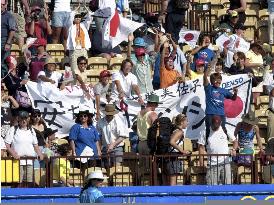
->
<box><xmin>178</xmin><ymin>29</ymin><xmax>200</xmax><ymax>48</ymax></box>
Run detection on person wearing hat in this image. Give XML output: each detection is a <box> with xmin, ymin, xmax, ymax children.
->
<box><xmin>186</xmin><ymin>57</ymin><xmax>205</xmax><ymax>80</ymax></box>
<box><xmin>67</xmin><ymin>9</ymin><xmax>93</xmax><ymax>72</ymax></box>
<box><xmin>198</xmin><ymin>115</ymin><xmax>238</xmax><ymax>185</ymax></box>
<box><xmin>26</xmin><ymin>3</ymin><xmax>52</xmax><ymax>45</ymax></box>
<box><xmin>37</xmin><ymin>57</ymin><xmax>64</xmax><ymax>88</ymax></box>
<box><xmin>219</xmin><ymin>11</ymin><xmax>239</xmax><ymax>35</ymax></box>
<box><xmin>127</xmin><ymin>34</ymin><xmax>154</xmax><ymax>94</ymax></box>
<box><xmin>137</xmin><ymin>94</ymin><xmax>160</xmax><ymax>174</ymax></box>
<box><xmin>5</xmin><ymin>110</ymin><xmax>44</xmax><ymax>186</ymax></box>
<box><xmin>79</xmin><ymin>170</ymin><xmax>108</xmax><ymax>203</ymax></box>
<box><xmin>29</xmin><ymin>38</ymin><xmax>50</xmax><ymax>81</ymax></box>
<box><xmin>94</xmin><ymin>70</ymin><xmax>112</xmax><ymax>120</ymax></box>
<box><xmin>69</xmin><ymin>109</ymin><xmax>100</xmax><ymax>180</ymax></box>
<box><xmin>97</xmin><ymin>104</ymin><xmax>128</xmax><ymax>168</ymax></box>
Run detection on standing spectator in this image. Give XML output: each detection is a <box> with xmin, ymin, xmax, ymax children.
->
<box><xmin>268</xmin><ymin>0</ymin><xmax>274</xmax><ymax>45</ymax></box>
<box><xmin>129</xmin><ymin>121</ymin><xmax>138</xmax><ymax>153</ymax></box>
<box><xmin>264</xmin><ymin>130</ymin><xmax>274</xmax><ymax>180</ymax></box>
<box><xmin>203</xmin><ymin>68</ymin><xmax>238</xmax><ymax>139</ymax></box>
<box><xmin>167</xmin><ymin>114</ymin><xmax>191</xmax><ymax>186</ymax></box>
<box><xmin>79</xmin><ymin>170</ymin><xmax>107</xmax><ymax>203</ymax></box>
<box><xmin>111</xmin><ymin>59</ymin><xmax>144</xmax><ymax>104</ymax></box>
<box><xmin>67</xmin><ymin>12</ymin><xmax>93</xmax><ymax>72</ymax></box>
<box><xmin>37</xmin><ymin>57</ymin><xmax>63</xmax><ymax>88</ymax></box>
<box><xmin>74</xmin><ymin>56</ymin><xmax>91</xmax><ymax>96</ymax></box>
<box><xmin>198</xmin><ymin>115</ymin><xmax>238</xmax><ymax>185</ymax></box>
<box><xmin>29</xmin><ymin>38</ymin><xmax>49</xmax><ymax>81</ymax></box>
<box><xmin>228</xmin><ymin>0</ymin><xmax>246</xmax><ymax>24</ymax></box>
<box><xmin>1</xmin><ymin>0</ymin><xmax>17</xmax><ymax>77</ymax></box>
<box><xmin>43</xmin><ymin>128</ymin><xmax>59</xmax><ymax>158</ymax></box>
<box><xmin>5</xmin><ymin>111</ymin><xmax>44</xmax><ymax>187</ymax></box>
<box><xmin>97</xmin><ymin>104</ymin><xmax>129</xmax><ymax>168</ymax></box>
<box><xmin>50</xmin><ymin>0</ymin><xmax>71</xmax><ymax>49</ymax></box>
<box><xmin>26</xmin><ymin>4</ymin><xmax>52</xmax><ymax>44</ymax></box>
<box><xmin>263</xmin><ymin>59</ymin><xmax>274</xmax><ymax>95</ymax></box>
<box><xmin>94</xmin><ymin>70</ymin><xmax>112</xmax><ymax>121</ymax></box>
<box><xmin>267</xmin><ymin>87</ymin><xmax>274</xmax><ymax>142</ymax></box>
<box><xmin>127</xmin><ymin>34</ymin><xmax>154</xmax><ymax>94</ymax></box>
<box><xmin>69</xmin><ymin>110</ymin><xmax>101</xmax><ymax>181</ymax></box>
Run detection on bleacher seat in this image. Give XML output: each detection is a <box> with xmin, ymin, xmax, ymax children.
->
<box><xmin>109</xmin><ymin>57</ymin><xmax>125</xmax><ymax>70</ymax></box>
<box><xmin>109</xmin><ymin>166</ymin><xmax>133</xmax><ymax>186</ymax></box>
<box><xmin>10</xmin><ymin>44</ymin><xmax>21</xmax><ymax>58</ymax></box>
<box><xmin>87</xmin><ymin>57</ymin><xmax>109</xmax><ymax>70</ymax></box>
<box><xmin>259</xmin><ymin>9</ymin><xmax>269</xmax><ymax>20</ymax></box>
<box><xmin>46</xmin><ymin>44</ymin><xmax>65</xmax><ymax>65</ymax></box>
<box><xmin>85</xmin><ymin>69</ymin><xmax>104</xmax><ymax>84</ymax></box>
<box><xmin>255</xmin><ymin>109</ymin><xmax>268</xmax><ymax>126</ymax></box>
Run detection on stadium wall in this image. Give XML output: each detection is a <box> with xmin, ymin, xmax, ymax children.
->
<box><xmin>2</xmin><ymin>185</ymin><xmax>274</xmax><ymax>203</ymax></box>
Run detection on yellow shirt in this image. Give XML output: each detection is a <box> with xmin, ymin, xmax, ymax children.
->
<box><xmin>246</xmin><ymin>50</ymin><xmax>264</xmax><ymax>76</ymax></box>
<box><xmin>189</xmin><ymin>70</ymin><xmax>203</xmax><ymax>80</ymax></box>
<box><xmin>75</xmin><ymin>69</ymin><xmax>87</xmax><ymax>84</ymax></box>
<box><xmin>137</xmin><ymin>111</ymin><xmax>153</xmax><ymax>141</ymax></box>
<box><xmin>53</xmin><ymin>158</ymin><xmax>70</xmax><ymax>181</ymax></box>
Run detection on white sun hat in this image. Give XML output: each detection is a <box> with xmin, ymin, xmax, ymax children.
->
<box><xmin>86</xmin><ymin>170</ymin><xmax>109</xmax><ymax>181</ymax></box>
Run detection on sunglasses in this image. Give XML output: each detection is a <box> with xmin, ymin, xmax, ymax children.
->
<box><xmin>32</xmin><ymin>114</ymin><xmax>41</xmax><ymax>118</ymax></box>
<box><xmin>79</xmin><ymin>114</ymin><xmax>88</xmax><ymax>118</ymax></box>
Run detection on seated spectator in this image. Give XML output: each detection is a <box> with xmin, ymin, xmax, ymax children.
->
<box><xmin>111</xmin><ymin>59</ymin><xmax>144</xmax><ymax>104</ymax></box>
<box><xmin>94</xmin><ymin>70</ymin><xmax>112</xmax><ymax>120</ymax></box>
<box><xmin>198</xmin><ymin>116</ymin><xmax>238</xmax><ymax>185</ymax></box>
<box><xmin>234</xmin><ymin>113</ymin><xmax>264</xmax><ymax>166</ymax></box>
<box><xmin>5</xmin><ymin>111</ymin><xmax>44</xmax><ymax>187</ymax></box>
<box><xmin>214</xmin><ymin>58</ymin><xmax>226</xmax><ymax>75</ymax></box>
<box><xmin>67</xmin><ymin>11</ymin><xmax>93</xmax><ymax>71</ymax></box>
<box><xmin>25</xmin><ymin>4</ymin><xmax>52</xmax><ymax>44</ymax></box>
<box><xmin>43</xmin><ymin>128</ymin><xmax>58</xmax><ymax>158</ymax></box>
<box><xmin>167</xmin><ymin>114</ymin><xmax>191</xmax><ymax>186</ymax></box>
<box><xmin>53</xmin><ymin>143</ymin><xmax>74</xmax><ymax>187</ymax></box>
<box><xmin>127</xmin><ymin>35</ymin><xmax>154</xmax><ymax>94</ymax></box>
<box><xmin>37</xmin><ymin>57</ymin><xmax>63</xmax><ymax>88</ymax></box>
<box><xmin>69</xmin><ymin>110</ymin><xmax>100</xmax><ymax>181</ymax></box>
<box><xmin>97</xmin><ymin>104</ymin><xmax>129</xmax><ymax>168</ymax></box>
<box><xmin>263</xmin><ymin>59</ymin><xmax>274</xmax><ymax>95</ymax></box>
<box><xmin>262</xmin><ymin>43</ymin><xmax>273</xmax><ymax>66</ymax></box>
<box><xmin>29</xmin><ymin>39</ymin><xmax>49</xmax><ymax>81</ymax></box>
<box><xmin>265</xmin><ymin>134</ymin><xmax>274</xmax><ymax>180</ymax></box>
<box><xmin>266</xmin><ymin>87</ymin><xmax>274</xmax><ymax>142</ymax></box>
<box><xmin>219</xmin><ymin>11</ymin><xmax>239</xmax><ymax>35</ymax></box>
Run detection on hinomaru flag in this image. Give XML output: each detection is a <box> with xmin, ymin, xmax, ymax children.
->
<box><xmin>178</xmin><ymin>29</ymin><xmax>200</xmax><ymax>48</ymax></box>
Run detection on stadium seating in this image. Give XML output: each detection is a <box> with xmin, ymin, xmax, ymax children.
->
<box><xmin>109</xmin><ymin>57</ymin><xmax>125</xmax><ymax>70</ymax></box>
<box><xmin>87</xmin><ymin>57</ymin><xmax>109</xmax><ymax>70</ymax></box>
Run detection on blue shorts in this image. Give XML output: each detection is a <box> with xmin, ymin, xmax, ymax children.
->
<box><xmin>52</xmin><ymin>12</ymin><xmax>71</xmax><ymax>28</ymax></box>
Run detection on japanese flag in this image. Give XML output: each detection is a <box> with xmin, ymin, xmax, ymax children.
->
<box><xmin>178</xmin><ymin>29</ymin><xmax>200</xmax><ymax>48</ymax></box>
<box><xmin>102</xmin><ymin>8</ymin><xmax>144</xmax><ymax>48</ymax></box>
<box><xmin>216</xmin><ymin>33</ymin><xmax>230</xmax><ymax>52</ymax></box>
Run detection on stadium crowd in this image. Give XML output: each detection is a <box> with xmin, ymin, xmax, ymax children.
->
<box><xmin>1</xmin><ymin>0</ymin><xmax>274</xmax><ymax>188</ymax></box>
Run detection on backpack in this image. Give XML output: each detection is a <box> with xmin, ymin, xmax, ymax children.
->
<box><xmin>147</xmin><ymin>117</ymin><xmax>175</xmax><ymax>155</ymax></box>
<box><xmin>173</xmin><ymin>0</ymin><xmax>190</xmax><ymax>10</ymax></box>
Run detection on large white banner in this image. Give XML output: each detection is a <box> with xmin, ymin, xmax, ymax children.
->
<box><xmin>26</xmin><ymin>74</ymin><xmax>252</xmax><ymax>139</ymax></box>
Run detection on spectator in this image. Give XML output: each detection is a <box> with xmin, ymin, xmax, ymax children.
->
<box><xmin>263</xmin><ymin>59</ymin><xmax>274</xmax><ymax>95</ymax></box>
<box><xmin>265</xmin><ymin>131</ymin><xmax>274</xmax><ymax>179</ymax></box>
<box><xmin>111</xmin><ymin>59</ymin><xmax>144</xmax><ymax>104</ymax></box>
<box><xmin>268</xmin><ymin>0</ymin><xmax>274</xmax><ymax>45</ymax></box>
<box><xmin>74</xmin><ymin>56</ymin><xmax>91</xmax><ymax>96</ymax></box>
<box><xmin>67</xmin><ymin>12</ymin><xmax>93</xmax><ymax>72</ymax></box>
<box><xmin>43</xmin><ymin>128</ymin><xmax>58</xmax><ymax>158</ymax></box>
<box><xmin>1</xmin><ymin>82</ymin><xmax>19</xmax><ymax>139</ymax></box>
<box><xmin>127</xmin><ymin>35</ymin><xmax>154</xmax><ymax>94</ymax></box>
<box><xmin>168</xmin><ymin>114</ymin><xmax>191</xmax><ymax>186</ymax></box>
<box><xmin>50</xmin><ymin>0</ymin><xmax>71</xmax><ymax>48</ymax></box>
<box><xmin>37</xmin><ymin>57</ymin><xmax>63</xmax><ymax>88</ymax></box>
<box><xmin>29</xmin><ymin>38</ymin><xmax>49</xmax><ymax>81</ymax></box>
<box><xmin>94</xmin><ymin>70</ymin><xmax>112</xmax><ymax>121</ymax></box>
<box><xmin>53</xmin><ymin>143</ymin><xmax>74</xmax><ymax>187</ymax></box>
<box><xmin>262</xmin><ymin>43</ymin><xmax>273</xmax><ymax>65</ymax></box>
<box><xmin>198</xmin><ymin>115</ymin><xmax>238</xmax><ymax>185</ymax></box>
<box><xmin>26</xmin><ymin>4</ymin><xmax>52</xmax><ymax>44</ymax></box>
<box><xmin>160</xmin><ymin>40</ymin><xmax>182</xmax><ymax>89</ymax></box>
<box><xmin>203</xmin><ymin>69</ymin><xmax>238</xmax><ymax>140</ymax></box>
<box><xmin>219</xmin><ymin>11</ymin><xmax>239</xmax><ymax>35</ymax></box>
<box><xmin>228</xmin><ymin>0</ymin><xmax>246</xmax><ymax>24</ymax></box>
<box><xmin>1</xmin><ymin>136</ymin><xmax>7</xmax><ymax>157</ymax></box>
<box><xmin>5</xmin><ymin>111</ymin><xmax>44</xmax><ymax>187</ymax></box>
<box><xmin>186</xmin><ymin>57</ymin><xmax>206</xmax><ymax>80</ymax></box>
<box><xmin>97</xmin><ymin>104</ymin><xmax>129</xmax><ymax>168</ymax></box>
<box><xmin>129</xmin><ymin>121</ymin><xmax>138</xmax><ymax>153</ymax></box>
<box><xmin>267</xmin><ymin>87</ymin><xmax>274</xmax><ymax>142</ymax></box>
<box><xmin>214</xmin><ymin>58</ymin><xmax>226</xmax><ymax>74</ymax></box>
<box><xmin>79</xmin><ymin>170</ymin><xmax>107</xmax><ymax>203</ymax></box>
<box><xmin>234</xmin><ymin>113</ymin><xmax>264</xmax><ymax>165</ymax></box>
<box><xmin>1</xmin><ymin>0</ymin><xmax>17</xmax><ymax>77</ymax></box>
<box><xmin>191</xmin><ymin>34</ymin><xmax>215</xmax><ymax>71</ymax></box>
<box><xmin>116</xmin><ymin>0</ymin><xmax>129</xmax><ymax>18</ymax></box>
<box><xmin>69</xmin><ymin>110</ymin><xmax>101</xmax><ymax>180</ymax></box>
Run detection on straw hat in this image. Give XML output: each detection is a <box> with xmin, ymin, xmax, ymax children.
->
<box><xmin>242</xmin><ymin>113</ymin><xmax>259</xmax><ymax>125</ymax></box>
<box><xmin>102</xmin><ymin>104</ymin><xmax>119</xmax><ymax>115</ymax></box>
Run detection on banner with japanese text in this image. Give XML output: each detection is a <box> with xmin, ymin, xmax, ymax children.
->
<box><xmin>26</xmin><ymin>74</ymin><xmax>252</xmax><ymax>139</ymax></box>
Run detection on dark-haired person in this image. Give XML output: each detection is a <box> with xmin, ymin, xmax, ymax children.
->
<box><xmin>111</xmin><ymin>59</ymin><xmax>144</xmax><ymax>104</ymax></box>
<box><xmin>203</xmin><ymin>68</ymin><xmax>238</xmax><ymax>139</ymax></box>
<box><xmin>69</xmin><ymin>110</ymin><xmax>101</xmax><ymax>181</ymax></box>
<box><xmin>79</xmin><ymin>170</ymin><xmax>108</xmax><ymax>203</ymax></box>
<box><xmin>227</xmin><ymin>0</ymin><xmax>246</xmax><ymax>25</ymax></box>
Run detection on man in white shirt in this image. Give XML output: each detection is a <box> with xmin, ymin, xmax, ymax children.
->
<box><xmin>198</xmin><ymin>115</ymin><xmax>238</xmax><ymax>185</ymax></box>
<box><xmin>111</xmin><ymin>59</ymin><xmax>144</xmax><ymax>104</ymax></box>
<box><xmin>97</xmin><ymin>104</ymin><xmax>129</xmax><ymax>168</ymax></box>
<box><xmin>37</xmin><ymin>57</ymin><xmax>63</xmax><ymax>88</ymax></box>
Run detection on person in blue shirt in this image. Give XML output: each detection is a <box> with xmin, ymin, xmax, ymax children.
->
<box><xmin>69</xmin><ymin>110</ymin><xmax>101</xmax><ymax>181</ymax></box>
<box><xmin>191</xmin><ymin>34</ymin><xmax>215</xmax><ymax>71</ymax></box>
<box><xmin>79</xmin><ymin>170</ymin><xmax>108</xmax><ymax>203</ymax></box>
<box><xmin>203</xmin><ymin>68</ymin><xmax>238</xmax><ymax>139</ymax></box>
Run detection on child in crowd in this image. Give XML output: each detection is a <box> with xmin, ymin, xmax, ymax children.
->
<box><xmin>52</xmin><ymin>143</ymin><xmax>74</xmax><ymax>187</ymax></box>
<box><xmin>203</xmin><ymin>68</ymin><xmax>238</xmax><ymax>139</ymax></box>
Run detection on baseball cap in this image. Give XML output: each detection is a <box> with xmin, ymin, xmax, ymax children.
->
<box><xmin>195</xmin><ymin>59</ymin><xmax>205</xmax><ymax>66</ymax></box>
<box><xmin>99</xmin><ymin>70</ymin><xmax>111</xmax><ymax>78</ymax></box>
<box><xmin>230</xmin><ymin>10</ymin><xmax>238</xmax><ymax>18</ymax></box>
<box><xmin>133</xmin><ymin>37</ymin><xmax>147</xmax><ymax>47</ymax></box>
<box><xmin>34</xmin><ymin>38</ymin><xmax>46</xmax><ymax>47</ymax></box>
<box><xmin>135</xmin><ymin>47</ymin><xmax>146</xmax><ymax>56</ymax></box>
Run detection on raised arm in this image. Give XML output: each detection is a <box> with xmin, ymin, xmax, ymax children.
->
<box><xmin>127</xmin><ymin>34</ymin><xmax>134</xmax><ymax>59</ymax></box>
<box><xmin>203</xmin><ymin>65</ymin><xmax>210</xmax><ymax>86</ymax></box>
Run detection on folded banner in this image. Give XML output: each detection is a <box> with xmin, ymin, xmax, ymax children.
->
<box><xmin>26</xmin><ymin>74</ymin><xmax>251</xmax><ymax>139</ymax></box>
